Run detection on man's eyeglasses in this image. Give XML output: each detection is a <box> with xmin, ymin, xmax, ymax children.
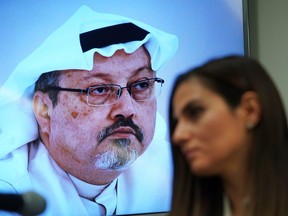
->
<box><xmin>45</xmin><ymin>77</ymin><xmax>164</xmax><ymax>107</ymax></box>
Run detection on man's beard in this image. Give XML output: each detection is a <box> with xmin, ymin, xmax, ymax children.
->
<box><xmin>94</xmin><ymin>138</ymin><xmax>138</xmax><ymax>170</ymax></box>
<box><xmin>95</xmin><ymin>117</ymin><xmax>144</xmax><ymax>171</ymax></box>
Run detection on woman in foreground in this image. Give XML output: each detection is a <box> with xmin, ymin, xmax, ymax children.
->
<box><xmin>169</xmin><ymin>56</ymin><xmax>288</xmax><ymax>216</ymax></box>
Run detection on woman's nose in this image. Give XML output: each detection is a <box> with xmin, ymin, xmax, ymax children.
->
<box><xmin>172</xmin><ymin>120</ymin><xmax>191</xmax><ymax>146</ymax></box>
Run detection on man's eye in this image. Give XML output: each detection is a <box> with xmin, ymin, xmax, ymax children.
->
<box><xmin>89</xmin><ymin>86</ymin><xmax>109</xmax><ymax>95</ymax></box>
<box><xmin>133</xmin><ymin>81</ymin><xmax>150</xmax><ymax>92</ymax></box>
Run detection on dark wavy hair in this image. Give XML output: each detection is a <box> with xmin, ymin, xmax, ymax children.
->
<box><xmin>169</xmin><ymin>55</ymin><xmax>288</xmax><ymax>216</ymax></box>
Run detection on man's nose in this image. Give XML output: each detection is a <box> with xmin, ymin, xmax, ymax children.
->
<box><xmin>110</xmin><ymin>88</ymin><xmax>135</xmax><ymax>119</ymax></box>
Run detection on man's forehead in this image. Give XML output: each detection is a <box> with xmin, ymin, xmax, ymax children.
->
<box><xmin>59</xmin><ymin>65</ymin><xmax>154</xmax><ymax>81</ymax></box>
<box><xmin>70</xmin><ymin>47</ymin><xmax>149</xmax><ymax>71</ymax></box>
<box><xmin>86</xmin><ymin>66</ymin><xmax>153</xmax><ymax>78</ymax></box>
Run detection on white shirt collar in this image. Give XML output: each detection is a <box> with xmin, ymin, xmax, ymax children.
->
<box><xmin>69</xmin><ymin>173</ymin><xmax>118</xmax><ymax>215</ymax></box>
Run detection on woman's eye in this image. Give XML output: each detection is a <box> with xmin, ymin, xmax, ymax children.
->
<box><xmin>185</xmin><ymin>107</ymin><xmax>204</xmax><ymax>121</ymax></box>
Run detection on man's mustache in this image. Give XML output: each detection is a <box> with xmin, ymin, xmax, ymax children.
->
<box><xmin>97</xmin><ymin>118</ymin><xmax>144</xmax><ymax>143</ymax></box>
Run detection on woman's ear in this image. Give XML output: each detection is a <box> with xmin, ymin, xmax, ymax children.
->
<box><xmin>33</xmin><ymin>91</ymin><xmax>53</xmax><ymax>134</ymax></box>
<box><xmin>239</xmin><ymin>91</ymin><xmax>261</xmax><ymax>130</ymax></box>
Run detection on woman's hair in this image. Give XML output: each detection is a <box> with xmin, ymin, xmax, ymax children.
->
<box><xmin>169</xmin><ymin>55</ymin><xmax>288</xmax><ymax>216</ymax></box>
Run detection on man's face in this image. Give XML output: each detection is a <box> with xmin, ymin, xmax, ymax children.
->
<box><xmin>35</xmin><ymin>47</ymin><xmax>157</xmax><ymax>184</ymax></box>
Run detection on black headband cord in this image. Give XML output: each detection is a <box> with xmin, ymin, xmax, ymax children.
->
<box><xmin>80</xmin><ymin>22</ymin><xmax>149</xmax><ymax>52</ymax></box>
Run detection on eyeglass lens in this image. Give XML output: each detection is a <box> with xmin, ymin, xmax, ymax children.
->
<box><xmin>87</xmin><ymin>79</ymin><xmax>162</xmax><ymax>106</ymax></box>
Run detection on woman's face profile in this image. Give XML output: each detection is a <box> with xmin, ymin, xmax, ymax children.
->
<box><xmin>172</xmin><ymin>78</ymin><xmax>251</xmax><ymax>177</ymax></box>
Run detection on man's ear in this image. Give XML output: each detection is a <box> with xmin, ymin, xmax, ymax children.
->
<box><xmin>239</xmin><ymin>91</ymin><xmax>261</xmax><ymax>129</ymax></box>
<box><xmin>33</xmin><ymin>91</ymin><xmax>53</xmax><ymax>134</ymax></box>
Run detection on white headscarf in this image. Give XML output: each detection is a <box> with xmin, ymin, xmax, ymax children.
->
<box><xmin>0</xmin><ymin>5</ymin><xmax>178</xmax><ymax>158</ymax></box>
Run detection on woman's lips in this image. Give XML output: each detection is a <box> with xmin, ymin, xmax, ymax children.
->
<box><xmin>182</xmin><ymin>147</ymin><xmax>199</xmax><ymax>160</ymax></box>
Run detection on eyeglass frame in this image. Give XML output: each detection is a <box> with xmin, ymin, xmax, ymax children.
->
<box><xmin>44</xmin><ymin>77</ymin><xmax>164</xmax><ymax>107</ymax></box>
